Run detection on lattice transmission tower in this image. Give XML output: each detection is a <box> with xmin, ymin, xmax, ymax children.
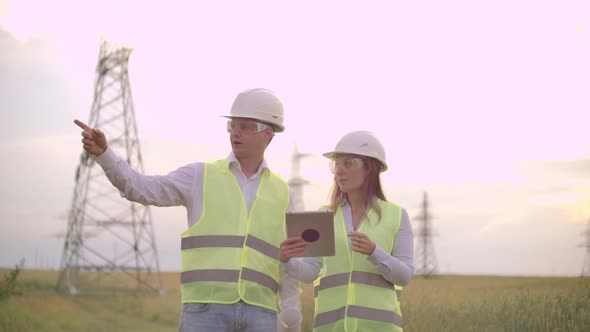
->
<box><xmin>288</xmin><ymin>143</ymin><xmax>310</xmax><ymax>211</ymax></box>
<box><xmin>57</xmin><ymin>39</ymin><xmax>162</xmax><ymax>295</ymax></box>
<box><xmin>580</xmin><ymin>218</ymin><xmax>590</xmax><ymax>277</ymax></box>
<box><xmin>414</xmin><ymin>191</ymin><xmax>438</xmax><ymax>276</ymax></box>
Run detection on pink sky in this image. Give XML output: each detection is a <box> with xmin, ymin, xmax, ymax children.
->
<box><xmin>1</xmin><ymin>0</ymin><xmax>589</xmax><ymax>275</ymax></box>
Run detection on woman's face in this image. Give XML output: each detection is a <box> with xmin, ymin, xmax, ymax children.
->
<box><xmin>330</xmin><ymin>154</ymin><xmax>368</xmax><ymax>193</ymax></box>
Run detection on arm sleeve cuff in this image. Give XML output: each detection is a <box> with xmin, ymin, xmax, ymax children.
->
<box><xmin>94</xmin><ymin>146</ymin><xmax>119</xmax><ymax>169</ymax></box>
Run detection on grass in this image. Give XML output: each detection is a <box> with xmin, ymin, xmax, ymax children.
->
<box><xmin>1</xmin><ymin>269</ymin><xmax>589</xmax><ymax>331</ymax></box>
<box><xmin>397</xmin><ymin>275</ymin><xmax>590</xmax><ymax>332</ymax></box>
<box><xmin>0</xmin><ymin>269</ymin><xmax>180</xmax><ymax>332</ymax></box>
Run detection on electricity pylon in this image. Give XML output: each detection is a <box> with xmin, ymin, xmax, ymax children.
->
<box><xmin>288</xmin><ymin>143</ymin><xmax>310</xmax><ymax>211</ymax></box>
<box><xmin>580</xmin><ymin>219</ymin><xmax>590</xmax><ymax>277</ymax></box>
<box><xmin>413</xmin><ymin>191</ymin><xmax>438</xmax><ymax>276</ymax></box>
<box><xmin>57</xmin><ymin>39</ymin><xmax>162</xmax><ymax>295</ymax></box>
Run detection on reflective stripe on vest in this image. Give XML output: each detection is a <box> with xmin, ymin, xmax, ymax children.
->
<box><xmin>315</xmin><ymin>306</ymin><xmax>403</xmax><ymax>327</ymax></box>
<box><xmin>182</xmin><ymin>234</ymin><xmax>280</xmax><ymax>260</ymax></box>
<box><xmin>180</xmin><ymin>160</ymin><xmax>289</xmax><ymax>311</ymax></box>
<box><xmin>314</xmin><ymin>271</ymin><xmax>397</xmax><ymax>296</ymax></box>
<box><xmin>180</xmin><ymin>268</ymin><xmax>278</xmax><ymax>293</ymax></box>
<box><xmin>314</xmin><ymin>199</ymin><xmax>403</xmax><ymax>331</ymax></box>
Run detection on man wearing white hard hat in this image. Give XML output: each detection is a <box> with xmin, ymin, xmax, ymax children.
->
<box><xmin>280</xmin><ymin>131</ymin><xmax>414</xmax><ymax>331</ymax></box>
<box><xmin>74</xmin><ymin>88</ymin><xmax>302</xmax><ymax>332</ymax></box>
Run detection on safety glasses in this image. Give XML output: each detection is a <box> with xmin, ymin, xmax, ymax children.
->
<box><xmin>226</xmin><ymin>120</ymin><xmax>270</xmax><ymax>135</ymax></box>
<box><xmin>329</xmin><ymin>157</ymin><xmax>365</xmax><ymax>174</ymax></box>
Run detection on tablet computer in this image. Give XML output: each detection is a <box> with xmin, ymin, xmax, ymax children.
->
<box><xmin>286</xmin><ymin>210</ymin><xmax>335</xmax><ymax>257</ymax></box>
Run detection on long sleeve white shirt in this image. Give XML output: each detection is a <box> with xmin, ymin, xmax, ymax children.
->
<box><xmin>94</xmin><ymin>147</ymin><xmax>301</xmax><ymax>313</ymax></box>
<box><xmin>284</xmin><ymin>200</ymin><xmax>414</xmax><ymax>286</ymax></box>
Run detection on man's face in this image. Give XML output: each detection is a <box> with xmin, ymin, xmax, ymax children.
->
<box><xmin>227</xmin><ymin>117</ymin><xmax>273</xmax><ymax>159</ymax></box>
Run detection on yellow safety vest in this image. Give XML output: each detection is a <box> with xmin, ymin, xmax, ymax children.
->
<box><xmin>314</xmin><ymin>199</ymin><xmax>404</xmax><ymax>332</ymax></box>
<box><xmin>180</xmin><ymin>160</ymin><xmax>290</xmax><ymax>312</ymax></box>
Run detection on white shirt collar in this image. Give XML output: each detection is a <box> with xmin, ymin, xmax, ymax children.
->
<box><xmin>226</xmin><ymin>151</ymin><xmax>269</xmax><ymax>177</ymax></box>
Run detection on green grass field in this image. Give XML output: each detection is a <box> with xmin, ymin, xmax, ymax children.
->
<box><xmin>1</xmin><ymin>269</ymin><xmax>589</xmax><ymax>331</ymax></box>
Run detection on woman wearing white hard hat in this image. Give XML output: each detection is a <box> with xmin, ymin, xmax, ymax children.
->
<box><xmin>280</xmin><ymin>131</ymin><xmax>414</xmax><ymax>332</ymax></box>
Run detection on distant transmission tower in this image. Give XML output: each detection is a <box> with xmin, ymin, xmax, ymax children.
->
<box><xmin>57</xmin><ymin>39</ymin><xmax>162</xmax><ymax>295</ymax></box>
<box><xmin>288</xmin><ymin>143</ymin><xmax>310</xmax><ymax>211</ymax></box>
<box><xmin>414</xmin><ymin>191</ymin><xmax>438</xmax><ymax>276</ymax></box>
<box><xmin>580</xmin><ymin>219</ymin><xmax>590</xmax><ymax>277</ymax></box>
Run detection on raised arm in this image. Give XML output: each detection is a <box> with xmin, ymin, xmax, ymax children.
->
<box><xmin>73</xmin><ymin>119</ymin><xmax>193</xmax><ymax>208</ymax></box>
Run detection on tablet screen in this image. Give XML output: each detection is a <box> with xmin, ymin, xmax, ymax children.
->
<box><xmin>286</xmin><ymin>210</ymin><xmax>335</xmax><ymax>257</ymax></box>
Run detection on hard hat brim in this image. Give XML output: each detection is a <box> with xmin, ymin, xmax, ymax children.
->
<box><xmin>322</xmin><ymin>151</ymin><xmax>338</xmax><ymax>160</ymax></box>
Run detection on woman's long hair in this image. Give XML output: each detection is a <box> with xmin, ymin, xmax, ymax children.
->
<box><xmin>329</xmin><ymin>156</ymin><xmax>387</xmax><ymax>223</ymax></box>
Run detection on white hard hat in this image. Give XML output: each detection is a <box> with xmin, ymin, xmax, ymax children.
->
<box><xmin>223</xmin><ymin>88</ymin><xmax>285</xmax><ymax>132</ymax></box>
<box><xmin>323</xmin><ymin>131</ymin><xmax>388</xmax><ymax>172</ymax></box>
